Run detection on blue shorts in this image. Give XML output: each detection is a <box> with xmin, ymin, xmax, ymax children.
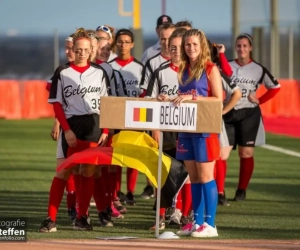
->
<box><xmin>176</xmin><ymin>135</ymin><xmax>220</xmax><ymax>163</ymax></box>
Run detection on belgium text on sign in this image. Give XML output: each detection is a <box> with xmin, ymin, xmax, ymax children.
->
<box><xmin>125</xmin><ymin>101</ymin><xmax>197</xmax><ymax>131</ymax></box>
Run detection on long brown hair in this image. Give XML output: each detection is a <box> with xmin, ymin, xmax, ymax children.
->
<box><xmin>178</xmin><ymin>29</ymin><xmax>211</xmax><ymax>85</ymax></box>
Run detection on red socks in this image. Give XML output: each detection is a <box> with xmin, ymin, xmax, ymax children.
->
<box><xmin>215</xmin><ymin>159</ymin><xmax>227</xmax><ymax>194</ymax></box>
<box><xmin>181</xmin><ymin>183</ymin><xmax>192</xmax><ymax>217</ymax></box>
<box><xmin>159</xmin><ymin>208</ymin><xmax>166</xmax><ymax>217</ymax></box>
<box><xmin>127</xmin><ymin>168</ymin><xmax>138</xmax><ymax>193</ymax></box>
<box><xmin>94</xmin><ymin>172</ymin><xmax>110</xmax><ymax>212</ymax></box>
<box><xmin>116</xmin><ymin>166</ymin><xmax>122</xmax><ymax>193</ymax></box>
<box><xmin>66</xmin><ymin>173</ymin><xmax>76</xmax><ymax>209</ymax></box>
<box><xmin>108</xmin><ymin>171</ymin><xmax>117</xmax><ymax>200</ymax></box>
<box><xmin>77</xmin><ymin>175</ymin><xmax>94</xmax><ymax>219</ymax></box>
<box><xmin>73</xmin><ymin>174</ymin><xmax>81</xmax><ymax>213</ymax></box>
<box><xmin>238</xmin><ymin>157</ymin><xmax>254</xmax><ymax>190</ymax></box>
<box><xmin>175</xmin><ymin>190</ymin><xmax>182</xmax><ymax>211</ymax></box>
<box><xmin>48</xmin><ymin>177</ymin><xmax>67</xmax><ymax>221</ymax></box>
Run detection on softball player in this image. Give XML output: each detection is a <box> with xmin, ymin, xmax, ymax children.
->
<box><xmin>139</xmin><ymin>22</ymin><xmax>176</xmax><ymax>199</ymax></box>
<box><xmin>141</xmin><ymin>15</ymin><xmax>173</xmax><ymax>64</ymax></box>
<box><xmin>174</xmin><ymin>29</ymin><xmax>222</xmax><ymax>238</ymax></box>
<box><xmin>95</xmin><ymin>25</ymin><xmax>117</xmax><ymax>62</ymax></box>
<box><xmin>109</xmin><ymin>29</ymin><xmax>144</xmax><ymax>206</ymax></box>
<box><xmin>46</xmin><ymin>34</ymin><xmax>78</xmax><ymax>223</ymax></box>
<box><xmin>39</xmin><ymin>28</ymin><xmax>110</xmax><ymax>233</ymax></box>
<box><xmin>93</xmin><ymin>39</ymin><xmax>127</xmax><ymax>225</ymax></box>
<box><xmin>224</xmin><ymin>33</ymin><xmax>281</xmax><ymax>201</ymax></box>
<box><xmin>140</xmin><ymin>23</ymin><xmax>175</xmax><ymax>96</ymax></box>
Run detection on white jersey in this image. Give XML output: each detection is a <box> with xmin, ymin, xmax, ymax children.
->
<box><xmin>145</xmin><ymin>61</ymin><xmax>179</xmax><ymax>98</ymax></box>
<box><xmin>48</xmin><ymin>63</ymin><xmax>108</xmax><ymax>118</ymax></box>
<box><xmin>140</xmin><ymin>53</ymin><xmax>169</xmax><ymax>91</ymax></box>
<box><xmin>229</xmin><ymin>60</ymin><xmax>280</xmax><ymax>110</ymax></box>
<box><xmin>109</xmin><ymin>58</ymin><xmax>144</xmax><ymax>97</ymax></box>
<box><xmin>221</xmin><ymin>72</ymin><xmax>240</xmax><ymax>104</ymax></box>
<box><xmin>98</xmin><ymin>62</ymin><xmax>127</xmax><ymax>97</ymax></box>
<box><xmin>141</xmin><ymin>41</ymin><xmax>161</xmax><ymax>65</ymax></box>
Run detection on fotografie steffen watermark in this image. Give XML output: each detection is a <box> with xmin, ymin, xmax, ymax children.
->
<box><xmin>0</xmin><ymin>218</ymin><xmax>27</xmax><ymax>242</ymax></box>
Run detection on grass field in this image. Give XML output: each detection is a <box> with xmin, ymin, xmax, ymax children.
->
<box><xmin>0</xmin><ymin>119</ymin><xmax>300</xmax><ymax>240</ymax></box>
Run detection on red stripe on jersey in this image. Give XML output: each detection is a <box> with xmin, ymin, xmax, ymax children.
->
<box><xmin>219</xmin><ymin>53</ymin><xmax>232</xmax><ymax>77</ymax></box>
<box><xmin>160</xmin><ymin>53</ymin><xmax>170</xmax><ymax>61</ymax></box>
<box><xmin>96</xmin><ymin>59</ymin><xmax>104</xmax><ymax>64</ymax></box>
<box><xmin>53</xmin><ymin>102</ymin><xmax>70</xmax><ymax>131</ymax></box>
<box><xmin>170</xmin><ymin>63</ymin><xmax>179</xmax><ymax>72</ymax></box>
<box><xmin>70</xmin><ymin>62</ymin><xmax>90</xmax><ymax>73</ymax></box>
<box><xmin>206</xmin><ymin>62</ymin><xmax>215</xmax><ymax>97</ymax></box>
<box><xmin>115</xmin><ymin>56</ymin><xmax>134</xmax><ymax>67</ymax></box>
<box><xmin>258</xmin><ymin>87</ymin><xmax>280</xmax><ymax>105</ymax></box>
<box><xmin>234</xmin><ymin>59</ymin><xmax>253</xmax><ymax>66</ymax></box>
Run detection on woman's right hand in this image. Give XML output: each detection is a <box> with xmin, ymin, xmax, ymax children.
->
<box><xmin>65</xmin><ymin>130</ymin><xmax>77</xmax><ymax>147</ymax></box>
<box><xmin>157</xmin><ymin>94</ymin><xmax>168</xmax><ymax>101</ymax></box>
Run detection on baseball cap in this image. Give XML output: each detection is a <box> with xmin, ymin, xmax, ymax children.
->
<box><xmin>156</xmin><ymin>15</ymin><xmax>173</xmax><ymax>28</ymax></box>
<box><xmin>115</xmin><ymin>29</ymin><xmax>134</xmax><ymax>42</ymax></box>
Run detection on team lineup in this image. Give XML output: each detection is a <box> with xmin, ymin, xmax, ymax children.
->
<box><xmin>40</xmin><ymin>14</ymin><xmax>281</xmax><ymax>238</ymax></box>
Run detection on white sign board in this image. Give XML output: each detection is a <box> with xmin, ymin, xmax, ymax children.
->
<box><xmin>125</xmin><ymin>101</ymin><xmax>197</xmax><ymax>131</ymax></box>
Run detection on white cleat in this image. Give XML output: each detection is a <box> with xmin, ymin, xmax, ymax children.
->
<box><xmin>191</xmin><ymin>222</ymin><xmax>218</xmax><ymax>238</ymax></box>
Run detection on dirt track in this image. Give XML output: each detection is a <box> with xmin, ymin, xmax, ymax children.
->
<box><xmin>1</xmin><ymin>239</ymin><xmax>300</xmax><ymax>250</ymax></box>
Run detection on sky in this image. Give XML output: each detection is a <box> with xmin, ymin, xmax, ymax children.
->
<box><xmin>0</xmin><ymin>0</ymin><xmax>299</xmax><ymax>37</ymax></box>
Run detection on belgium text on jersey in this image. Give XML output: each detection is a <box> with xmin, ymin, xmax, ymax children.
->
<box><xmin>64</xmin><ymin>85</ymin><xmax>103</xmax><ymax>98</ymax></box>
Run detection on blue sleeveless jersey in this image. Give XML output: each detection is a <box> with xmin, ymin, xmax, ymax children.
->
<box><xmin>178</xmin><ymin>68</ymin><xmax>212</xmax><ymax>138</ymax></box>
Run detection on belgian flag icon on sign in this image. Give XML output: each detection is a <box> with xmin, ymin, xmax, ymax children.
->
<box><xmin>133</xmin><ymin>108</ymin><xmax>153</xmax><ymax>122</ymax></box>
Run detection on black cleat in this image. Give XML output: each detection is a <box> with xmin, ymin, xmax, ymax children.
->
<box><xmin>68</xmin><ymin>207</ymin><xmax>77</xmax><ymax>224</ymax></box>
<box><xmin>73</xmin><ymin>216</ymin><xmax>93</xmax><ymax>231</ymax></box>
<box><xmin>117</xmin><ymin>191</ymin><xmax>127</xmax><ymax>203</ymax></box>
<box><xmin>218</xmin><ymin>192</ymin><xmax>230</xmax><ymax>206</ymax></box>
<box><xmin>39</xmin><ymin>217</ymin><xmax>57</xmax><ymax>233</ymax></box>
<box><xmin>98</xmin><ymin>206</ymin><xmax>114</xmax><ymax>227</ymax></box>
<box><xmin>233</xmin><ymin>189</ymin><xmax>246</xmax><ymax>201</ymax></box>
<box><xmin>125</xmin><ymin>192</ymin><xmax>136</xmax><ymax>205</ymax></box>
<box><xmin>165</xmin><ymin>207</ymin><xmax>175</xmax><ymax>221</ymax></box>
<box><xmin>141</xmin><ymin>185</ymin><xmax>155</xmax><ymax>199</ymax></box>
<box><xmin>180</xmin><ymin>215</ymin><xmax>191</xmax><ymax>227</ymax></box>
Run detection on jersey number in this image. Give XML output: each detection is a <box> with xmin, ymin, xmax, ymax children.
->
<box><xmin>127</xmin><ymin>89</ymin><xmax>138</xmax><ymax>97</ymax></box>
<box><xmin>91</xmin><ymin>98</ymin><xmax>100</xmax><ymax>109</ymax></box>
<box><xmin>242</xmin><ymin>89</ymin><xmax>248</xmax><ymax>98</ymax></box>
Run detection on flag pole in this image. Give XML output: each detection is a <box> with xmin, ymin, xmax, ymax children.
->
<box><xmin>155</xmin><ymin>131</ymin><xmax>164</xmax><ymax>238</ymax></box>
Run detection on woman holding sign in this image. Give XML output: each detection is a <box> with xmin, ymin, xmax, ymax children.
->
<box><xmin>173</xmin><ymin>29</ymin><xmax>223</xmax><ymax>238</ymax></box>
<box><xmin>146</xmin><ymin>27</ymin><xmax>193</xmax><ymax>230</ymax></box>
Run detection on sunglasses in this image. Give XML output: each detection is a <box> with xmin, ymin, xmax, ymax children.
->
<box><xmin>96</xmin><ymin>25</ymin><xmax>112</xmax><ymax>38</ymax></box>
